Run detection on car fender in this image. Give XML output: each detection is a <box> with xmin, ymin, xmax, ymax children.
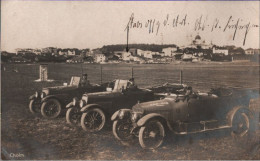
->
<box><xmin>226</xmin><ymin>106</ymin><xmax>253</xmax><ymax>127</ymax></box>
<box><xmin>111</xmin><ymin>109</ymin><xmax>131</xmax><ymax>121</ymax></box>
<box><xmin>41</xmin><ymin>95</ymin><xmax>60</xmax><ymax>103</ymax></box>
<box><xmin>66</xmin><ymin>102</ymin><xmax>73</xmax><ymax>108</ymax></box>
<box><xmin>80</xmin><ymin>104</ymin><xmax>102</xmax><ymax>113</ymax></box>
<box><xmin>137</xmin><ymin>113</ymin><xmax>168</xmax><ymax>127</ymax></box>
<box><xmin>29</xmin><ymin>94</ymin><xmax>37</xmax><ymax>100</ymax></box>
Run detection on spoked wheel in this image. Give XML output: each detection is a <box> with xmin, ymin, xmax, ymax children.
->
<box><xmin>41</xmin><ymin>99</ymin><xmax>61</xmax><ymax>119</ymax></box>
<box><xmin>29</xmin><ymin>99</ymin><xmax>42</xmax><ymax>115</ymax></box>
<box><xmin>231</xmin><ymin>111</ymin><xmax>250</xmax><ymax>138</ymax></box>
<box><xmin>81</xmin><ymin>108</ymin><xmax>106</xmax><ymax>132</ymax></box>
<box><xmin>66</xmin><ymin>108</ymin><xmax>81</xmax><ymax>126</ymax></box>
<box><xmin>139</xmin><ymin>120</ymin><xmax>165</xmax><ymax>149</ymax></box>
<box><xmin>113</xmin><ymin>120</ymin><xmax>133</xmax><ymax>141</ymax></box>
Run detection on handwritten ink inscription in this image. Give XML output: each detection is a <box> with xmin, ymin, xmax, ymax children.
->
<box><xmin>125</xmin><ymin>13</ymin><xmax>259</xmax><ymax>46</ymax></box>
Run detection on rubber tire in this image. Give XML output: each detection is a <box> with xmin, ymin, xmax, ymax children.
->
<box><xmin>41</xmin><ymin>99</ymin><xmax>62</xmax><ymax>119</ymax></box>
<box><xmin>81</xmin><ymin>108</ymin><xmax>106</xmax><ymax>132</ymax></box>
<box><xmin>139</xmin><ymin>120</ymin><xmax>165</xmax><ymax>149</ymax></box>
<box><xmin>231</xmin><ymin>110</ymin><xmax>250</xmax><ymax>138</ymax></box>
<box><xmin>29</xmin><ymin>99</ymin><xmax>41</xmax><ymax>115</ymax></box>
<box><xmin>66</xmin><ymin>108</ymin><xmax>81</xmax><ymax>126</ymax></box>
<box><xmin>113</xmin><ymin>120</ymin><xmax>133</xmax><ymax>141</ymax></box>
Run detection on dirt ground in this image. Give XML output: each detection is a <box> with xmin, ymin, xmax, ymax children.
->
<box><xmin>1</xmin><ymin>62</ymin><xmax>260</xmax><ymax>160</ymax></box>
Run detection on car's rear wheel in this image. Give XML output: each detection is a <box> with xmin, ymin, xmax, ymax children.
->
<box><xmin>113</xmin><ymin>120</ymin><xmax>133</xmax><ymax>141</ymax></box>
<box><xmin>139</xmin><ymin>119</ymin><xmax>165</xmax><ymax>149</ymax></box>
<box><xmin>66</xmin><ymin>107</ymin><xmax>81</xmax><ymax>126</ymax></box>
<box><xmin>80</xmin><ymin>108</ymin><xmax>106</xmax><ymax>132</ymax></box>
<box><xmin>41</xmin><ymin>99</ymin><xmax>62</xmax><ymax>119</ymax></box>
<box><xmin>231</xmin><ymin>111</ymin><xmax>250</xmax><ymax>138</ymax></box>
<box><xmin>29</xmin><ymin>99</ymin><xmax>41</xmax><ymax>115</ymax></box>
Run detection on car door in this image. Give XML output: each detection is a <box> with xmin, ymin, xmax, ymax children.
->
<box><xmin>123</xmin><ymin>88</ymin><xmax>144</xmax><ymax>106</ymax></box>
<box><xmin>187</xmin><ymin>95</ymin><xmax>218</xmax><ymax>122</ymax></box>
<box><xmin>186</xmin><ymin>96</ymin><xmax>206</xmax><ymax>122</ymax></box>
<box><xmin>111</xmin><ymin>91</ymin><xmax>131</xmax><ymax>110</ymax></box>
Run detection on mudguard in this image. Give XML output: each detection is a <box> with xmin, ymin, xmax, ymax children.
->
<box><xmin>111</xmin><ymin>109</ymin><xmax>131</xmax><ymax>121</ymax></box>
<box><xmin>29</xmin><ymin>94</ymin><xmax>37</xmax><ymax>100</ymax></box>
<box><xmin>80</xmin><ymin>104</ymin><xmax>102</xmax><ymax>113</ymax></box>
<box><xmin>66</xmin><ymin>102</ymin><xmax>73</xmax><ymax>108</ymax></box>
<box><xmin>226</xmin><ymin>106</ymin><xmax>252</xmax><ymax>126</ymax></box>
<box><xmin>137</xmin><ymin>113</ymin><xmax>167</xmax><ymax>127</ymax></box>
<box><xmin>111</xmin><ymin>110</ymin><xmax>120</xmax><ymax>121</ymax></box>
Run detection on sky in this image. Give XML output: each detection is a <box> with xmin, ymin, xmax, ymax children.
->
<box><xmin>1</xmin><ymin>1</ymin><xmax>259</xmax><ymax>52</ymax></box>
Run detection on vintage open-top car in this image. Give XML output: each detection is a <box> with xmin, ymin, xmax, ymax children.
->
<box><xmin>29</xmin><ymin>76</ymin><xmax>109</xmax><ymax>118</ymax></box>
<box><xmin>111</xmin><ymin>87</ymin><xmax>259</xmax><ymax>149</ymax></box>
<box><xmin>65</xmin><ymin>79</ymin><xmax>159</xmax><ymax>132</ymax></box>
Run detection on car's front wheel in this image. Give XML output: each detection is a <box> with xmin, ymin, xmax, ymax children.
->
<box><xmin>113</xmin><ymin>120</ymin><xmax>133</xmax><ymax>141</ymax></box>
<box><xmin>29</xmin><ymin>99</ymin><xmax>41</xmax><ymax>115</ymax></box>
<box><xmin>41</xmin><ymin>99</ymin><xmax>62</xmax><ymax>119</ymax></box>
<box><xmin>66</xmin><ymin>108</ymin><xmax>81</xmax><ymax>126</ymax></box>
<box><xmin>139</xmin><ymin>119</ymin><xmax>165</xmax><ymax>149</ymax></box>
<box><xmin>231</xmin><ymin>110</ymin><xmax>250</xmax><ymax>138</ymax></box>
<box><xmin>80</xmin><ymin>108</ymin><xmax>106</xmax><ymax>132</ymax></box>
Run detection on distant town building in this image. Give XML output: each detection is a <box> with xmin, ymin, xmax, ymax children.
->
<box><xmin>68</xmin><ymin>50</ymin><xmax>76</xmax><ymax>56</ymax></box>
<box><xmin>58</xmin><ymin>50</ymin><xmax>67</xmax><ymax>56</ymax></box>
<box><xmin>121</xmin><ymin>52</ymin><xmax>131</xmax><ymax>61</ymax></box>
<box><xmin>128</xmin><ymin>48</ymin><xmax>137</xmax><ymax>56</ymax></box>
<box><xmin>245</xmin><ymin>48</ymin><xmax>260</xmax><ymax>55</ymax></box>
<box><xmin>94</xmin><ymin>54</ymin><xmax>106</xmax><ymax>63</ymax></box>
<box><xmin>162</xmin><ymin>47</ymin><xmax>178</xmax><ymax>57</ymax></box>
<box><xmin>213</xmin><ymin>47</ymin><xmax>229</xmax><ymax>56</ymax></box>
<box><xmin>42</xmin><ymin>47</ymin><xmax>57</xmax><ymax>55</ymax></box>
<box><xmin>137</xmin><ymin>49</ymin><xmax>153</xmax><ymax>59</ymax></box>
<box><xmin>182</xmin><ymin>53</ymin><xmax>193</xmax><ymax>61</ymax></box>
<box><xmin>187</xmin><ymin>35</ymin><xmax>213</xmax><ymax>49</ymax></box>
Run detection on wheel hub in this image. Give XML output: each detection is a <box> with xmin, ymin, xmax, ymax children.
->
<box><xmin>149</xmin><ymin>131</ymin><xmax>156</xmax><ymax>138</ymax></box>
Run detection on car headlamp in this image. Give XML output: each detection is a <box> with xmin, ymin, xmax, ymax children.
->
<box><xmin>131</xmin><ymin>112</ymin><xmax>141</xmax><ymax>122</ymax></box>
<box><xmin>35</xmin><ymin>91</ymin><xmax>39</xmax><ymax>98</ymax></box>
<box><xmin>79</xmin><ymin>100</ymin><xmax>85</xmax><ymax>108</ymax></box>
<box><xmin>118</xmin><ymin>110</ymin><xmax>125</xmax><ymax>119</ymax></box>
<box><xmin>82</xmin><ymin>95</ymin><xmax>88</xmax><ymax>104</ymax></box>
<box><xmin>72</xmin><ymin>97</ymin><xmax>78</xmax><ymax>106</ymax></box>
<box><xmin>41</xmin><ymin>92</ymin><xmax>46</xmax><ymax>99</ymax></box>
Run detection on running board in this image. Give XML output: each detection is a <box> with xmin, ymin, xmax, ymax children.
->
<box><xmin>175</xmin><ymin>125</ymin><xmax>231</xmax><ymax>135</ymax></box>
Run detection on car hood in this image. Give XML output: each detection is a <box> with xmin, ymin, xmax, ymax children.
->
<box><xmin>43</xmin><ymin>85</ymin><xmax>78</xmax><ymax>95</ymax></box>
<box><xmin>132</xmin><ymin>97</ymin><xmax>175</xmax><ymax>114</ymax></box>
<box><xmin>85</xmin><ymin>91</ymin><xmax>114</xmax><ymax>97</ymax></box>
<box><xmin>82</xmin><ymin>91</ymin><xmax>116</xmax><ymax>104</ymax></box>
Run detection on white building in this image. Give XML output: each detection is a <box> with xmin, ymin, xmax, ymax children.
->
<box><xmin>121</xmin><ymin>52</ymin><xmax>131</xmax><ymax>61</ymax></box>
<box><xmin>245</xmin><ymin>48</ymin><xmax>260</xmax><ymax>55</ymax></box>
<box><xmin>137</xmin><ymin>49</ymin><xmax>153</xmax><ymax>59</ymax></box>
<box><xmin>213</xmin><ymin>47</ymin><xmax>229</xmax><ymax>56</ymax></box>
<box><xmin>162</xmin><ymin>47</ymin><xmax>178</xmax><ymax>57</ymax></box>
<box><xmin>94</xmin><ymin>54</ymin><xmax>106</xmax><ymax>63</ymax></box>
<box><xmin>68</xmin><ymin>50</ymin><xmax>76</xmax><ymax>56</ymax></box>
<box><xmin>187</xmin><ymin>35</ymin><xmax>213</xmax><ymax>49</ymax></box>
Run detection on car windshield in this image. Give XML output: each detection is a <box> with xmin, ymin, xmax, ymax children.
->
<box><xmin>69</xmin><ymin>76</ymin><xmax>81</xmax><ymax>86</ymax></box>
<box><xmin>113</xmin><ymin>79</ymin><xmax>128</xmax><ymax>92</ymax></box>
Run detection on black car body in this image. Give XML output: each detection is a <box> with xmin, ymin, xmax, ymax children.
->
<box><xmin>112</xmin><ymin>87</ymin><xmax>259</xmax><ymax>149</ymax></box>
<box><xmin>65</xmin><ymin>79</ymin><xmax>157</xmax><ymax>132</ymax></box>
<box><xmin>29</xmin><ymin>76</ymin><xmax>108</xmax><ymax>118</ymax></box>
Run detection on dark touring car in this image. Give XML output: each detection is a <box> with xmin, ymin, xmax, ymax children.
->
<box><xmin>65</xmin><ymin>81</ymin><xmax>187</xmax><ymax>129</ymax></box>
<box><xmin>112</xmin><ymin>87</ymin><xmax>259</xmax><ymax>149</ymax></box>
<box><xmin>29</xmin><ymin>76</ymin><xmax>109</xmax><ymax>118</ymax></box>
<box><xmin>65</xmin><ymin>79</ymin><xmax>157</xmax><ymax>132</ymax></box>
